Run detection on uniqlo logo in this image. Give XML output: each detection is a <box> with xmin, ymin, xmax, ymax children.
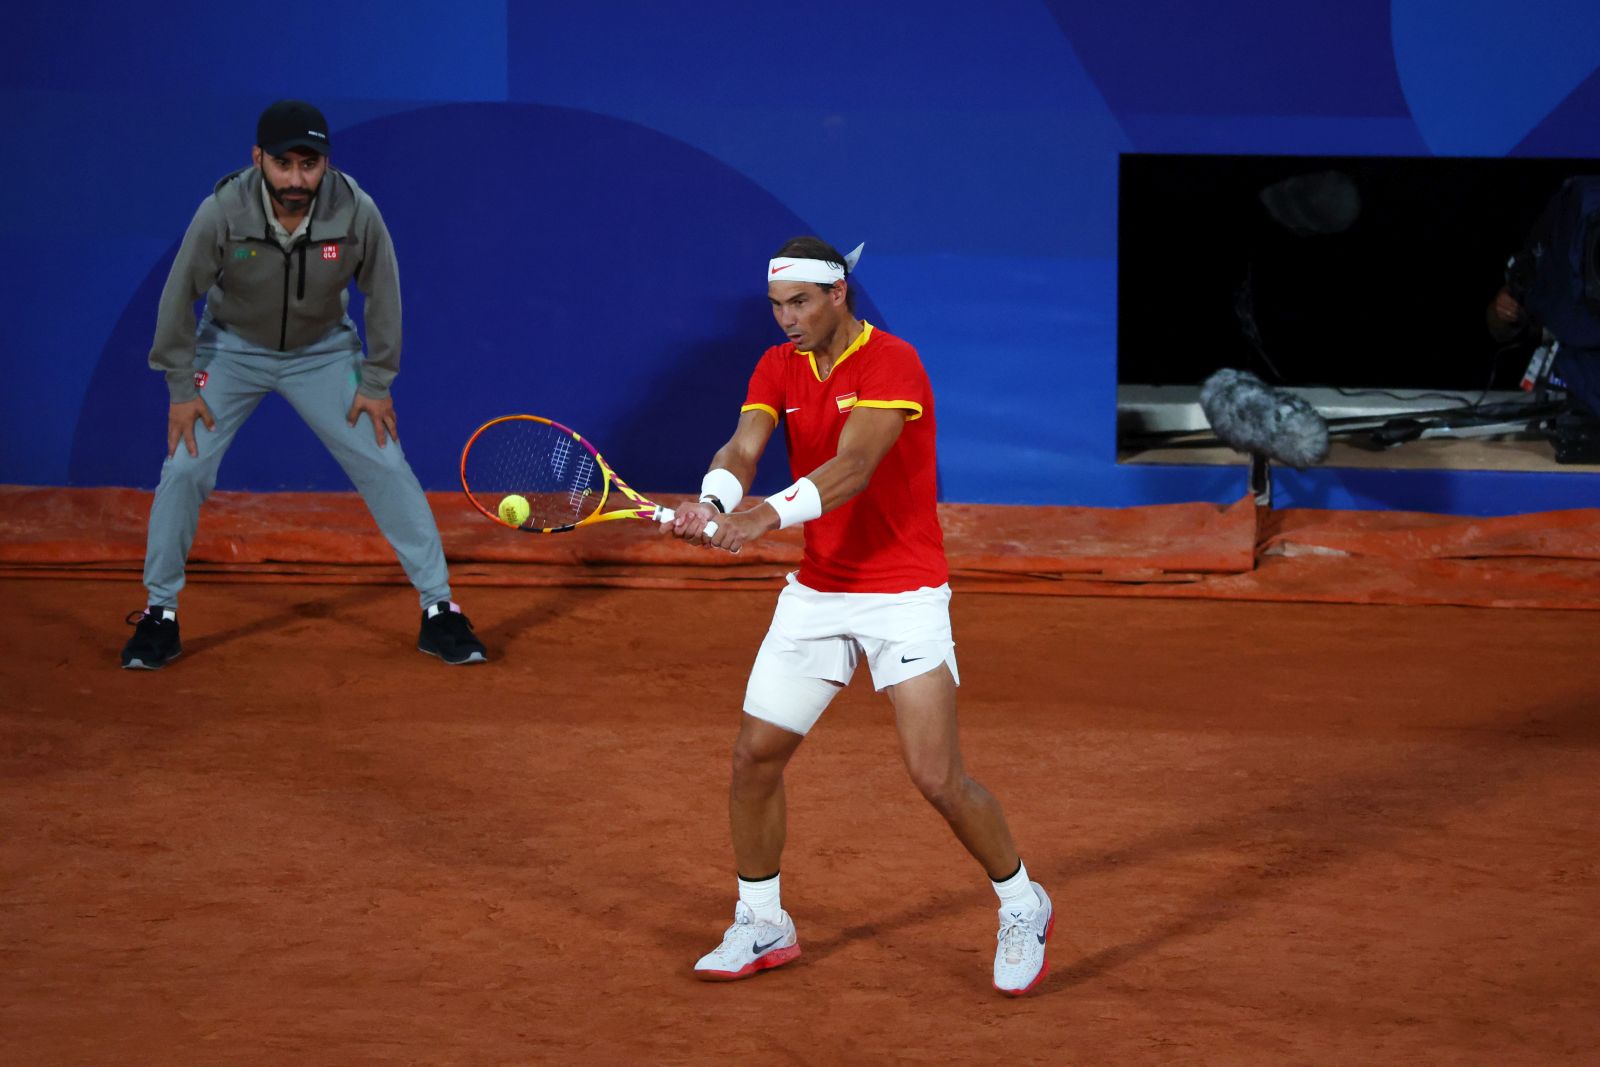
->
<box><xmin>193</xmin><ymin>371</ymin><xmax>209</xmax><ymax>390</ymax></box>
<box><xmin>321</xmin><ymin>244</ymin><xmax>339</xmax><ymax>260</ymax></box>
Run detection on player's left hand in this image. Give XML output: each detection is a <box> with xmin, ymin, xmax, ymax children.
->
<box><xmin>348</xmin><ymin>393</ymin><xmax>398</xmax><ymax>447</ymax></box>
<box><xmin>702</xmin><ymin>505</ymin><xmax>778</xmax><ymax>554</ymax></box>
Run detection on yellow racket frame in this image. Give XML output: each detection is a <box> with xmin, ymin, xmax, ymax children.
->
<box><xmin>460</xmin><ymin>414</ymin><xmax>716</xmax><ymax>535</ymax></box>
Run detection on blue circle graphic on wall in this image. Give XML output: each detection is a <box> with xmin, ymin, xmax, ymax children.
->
<box><xmin>72</xmin><ymin>102</ymin><xmax>882</xmax><ymax>494</ymax></box>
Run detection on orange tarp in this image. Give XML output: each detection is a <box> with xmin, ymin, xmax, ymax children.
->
<box><xmin>2</xmin><ymin>485</ymin><xmax>1598</xmax><ymax>609</ymax></box>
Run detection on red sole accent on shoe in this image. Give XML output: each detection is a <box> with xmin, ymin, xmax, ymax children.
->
<box><xmin>995</xmin><ymin>909</ymin><xmax>1054</xmax><ymax>997</ymax></box>
<box><xmin>695</xmin><ymin>944</ymin><xmax>802</xmax><ymax>982</ymax></box>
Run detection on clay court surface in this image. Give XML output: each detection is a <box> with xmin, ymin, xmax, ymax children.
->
<box><xmin>4</xmin><ymin>577</ymin><xmax>1597</xmax><ymax>1064</ymax></box>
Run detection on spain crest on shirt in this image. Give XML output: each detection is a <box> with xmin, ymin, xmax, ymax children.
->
<box><xmin>835</xmin><ymin>391</ymin><xmax>857</xmax><ymax>413</ymax></box>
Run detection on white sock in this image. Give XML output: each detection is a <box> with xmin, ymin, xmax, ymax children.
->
<box><xmin>738</xmin><ymin>872</ymin><xmax>783</xmax><ymax>924</ymax></box>
<box><xmin>992</xmin><ymin>860</ymin><xmax>1040</xmax><ymax>914</ymax></box>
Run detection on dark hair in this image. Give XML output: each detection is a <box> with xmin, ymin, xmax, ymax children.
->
<box><xmin>773</xmin><ymin>235</ymin><xmax>855</xmax><ymax>312</ymax></box>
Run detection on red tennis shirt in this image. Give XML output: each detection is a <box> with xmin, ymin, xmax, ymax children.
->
<box><xmin>742</xmin><ymin>322</ymin><xmax>948</xmax><ymax>593</ymax></box>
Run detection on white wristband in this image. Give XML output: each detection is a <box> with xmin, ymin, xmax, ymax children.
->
<box><xmin>765</xmin><ymin>476</ymin><xmax>823</xmax><ymax>529</ymax></box>
<box><xmin>699</xmin><ymin>467</ymin><xmax>744</xmax><ymax>512</ymax></box>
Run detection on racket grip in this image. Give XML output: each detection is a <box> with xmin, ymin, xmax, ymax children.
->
<box><xmin>655</xmin><ymin>507</ymin><xmax>718</xmax><ymax>539</ymax></box>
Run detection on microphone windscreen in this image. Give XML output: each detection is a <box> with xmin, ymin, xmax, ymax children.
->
<box><xmin>1200</xmin><ymin>369</ymin><xmax>1330</xmax><ymax>468</ymax></box>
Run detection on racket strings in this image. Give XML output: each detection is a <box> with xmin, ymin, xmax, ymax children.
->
<box><xmin>465</xmin><ymin>420</ymin><xmax>606</xmax><ymax>529</ymax></box>
<box><xmin>567</xmin><ymin>452</ymin><xmax>597</xmax><ymax>515</ymax></box>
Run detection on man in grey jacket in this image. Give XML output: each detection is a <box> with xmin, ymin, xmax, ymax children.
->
<box><xmin>121</xmin><ymin>100</ymin><xmax>486</xmax><ymax>669</ymax></box>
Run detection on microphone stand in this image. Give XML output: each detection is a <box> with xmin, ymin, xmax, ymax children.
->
<box><xmin>1249</xmin><ymin>453</ymin><xmax>1272</xmax><ymax>508</ymax></box>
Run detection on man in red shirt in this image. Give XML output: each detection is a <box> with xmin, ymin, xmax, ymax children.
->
<box><xmin>667</xmin><ymin>237</ymin><xmax>1052</xmax><ymax>996</ymax></box>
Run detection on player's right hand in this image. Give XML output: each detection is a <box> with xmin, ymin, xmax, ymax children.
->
<box><xmin>667</xmin><ymin>500</ymin><xmax>721</xmax><ymax>545</ymax></box>
<box><xmin>167</xmin><ymin>397</ymin><xmax>216</xmax><ymax>458</ymax></box>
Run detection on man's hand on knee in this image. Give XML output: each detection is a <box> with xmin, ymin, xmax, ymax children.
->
<box><xmin>347</xmin><ymin>393</ymin><xmax>398</xmax><ymax>448</ymax></box>
<box><xmin>167</xmin><ymin>397</ymin><xmax>215</xmax><ymax>458</ymax></box>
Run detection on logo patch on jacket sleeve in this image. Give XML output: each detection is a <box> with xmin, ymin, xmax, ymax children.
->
<box><xmin>193</xmin><ymin>370</ymin><xmax>209</xmax><ymax>390</ymax></box>
<box><xmin>321</xmin><ymin>243</ymin><xmax>339</xmax><ymax>260</ymax></box>
<box><xmin>835</xmin><ymin>391</ymin><xmax>858</xmax><ymax>412</ymax></box>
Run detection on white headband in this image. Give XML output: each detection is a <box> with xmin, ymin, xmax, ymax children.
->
<box><xmin>767</xmin><ymin>242</ymin><xmax>864</xmax><ymax>285</ymax></box>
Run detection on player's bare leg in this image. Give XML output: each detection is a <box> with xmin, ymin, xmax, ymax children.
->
<box><xmin>888</xmin><ymin>664</ymin><xmax>1019</xmax><ymax>876</ymax></box>
<box><xmin>888</xmin><ymin>664</ymin><xmax>1054</xmax><ymax>995</ymax></box>
<box><xmin>728</xmin><ymin>712</ymin><xmax>807</xmax><ymax>878</ymax></box>
<box><xmin>694</xmin><ymin>712</ymin><xmax>809</xmax><ymax>980</ymax></box>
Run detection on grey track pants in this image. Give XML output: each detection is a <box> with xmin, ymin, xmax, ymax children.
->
<box><xmin>143</xmin><ymin>326</ymin><xmax>451</xmax><ymax>610</ymax></box>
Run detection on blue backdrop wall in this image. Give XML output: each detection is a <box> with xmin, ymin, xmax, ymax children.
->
<box><xmin>6</xmin><ymin>1</ymin><xmax>1600</xmax><ymax>512</ymax></box>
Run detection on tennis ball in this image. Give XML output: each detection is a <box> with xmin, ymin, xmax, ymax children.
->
<box><xmin>498</xmin><ymin>493</ymin><xmax>531</xmax><ymax>527</ymax></box>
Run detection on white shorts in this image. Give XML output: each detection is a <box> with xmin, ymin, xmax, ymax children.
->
<box><xmin>743</xmin><ymin>573</ymin><xmax>960</xmax><ymax>735</ymax></box>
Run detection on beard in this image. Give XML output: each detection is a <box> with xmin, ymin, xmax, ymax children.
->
<box><xmin>266</xmin><ymin>176</ymin><xmax>319</xmax><ymax>210</ymax></box>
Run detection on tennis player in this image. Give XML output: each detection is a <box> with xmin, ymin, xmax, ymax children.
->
<box><xmin>666</xmin><ymin>237</ymin><xmax>1052</xmax><ymax>995</ymax></box>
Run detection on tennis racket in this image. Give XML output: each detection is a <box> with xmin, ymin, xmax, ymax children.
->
<box><xmin>460</xmin><ymin>414</ymin><xmax>719</xmax><ymax>536</ymax></box>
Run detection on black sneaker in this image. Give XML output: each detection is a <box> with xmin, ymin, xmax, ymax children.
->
<box><xmin>121</xmin><ymin>607</ymin><xmax>182</xmax><ymax>669</ymax></box>
<box><xmin>418</xmin><ymin>601</ymin><xmax>488</xmax><ymax>665</ymax></box>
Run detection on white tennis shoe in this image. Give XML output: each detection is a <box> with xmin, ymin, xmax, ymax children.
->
<box><xmin>693</xmin><ymin>901</ymin><xmax>801</xmax><ymax>981</ymax></box>
<box><xmin>993</xmin><ymin>881</ymin><xmax>1053</xmax><ymax>996</ymax></box>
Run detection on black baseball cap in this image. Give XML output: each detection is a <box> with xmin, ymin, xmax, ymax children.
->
<box><xmin>256</xmin><ymin>99</ymin><xmax>331</xmax><ymax>156</ymax></box>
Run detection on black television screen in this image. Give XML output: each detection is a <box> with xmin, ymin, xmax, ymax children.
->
<box><xmin>1117</xmin><ymin>153</ymin><xmax>1594</xmax><ymax>394</ymax></box>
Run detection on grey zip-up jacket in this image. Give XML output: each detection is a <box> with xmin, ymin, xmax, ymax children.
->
<box><xmin>149</xmin><ymin>166</ymin><xmax>402</xmax><ymax>403</ymax></box>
